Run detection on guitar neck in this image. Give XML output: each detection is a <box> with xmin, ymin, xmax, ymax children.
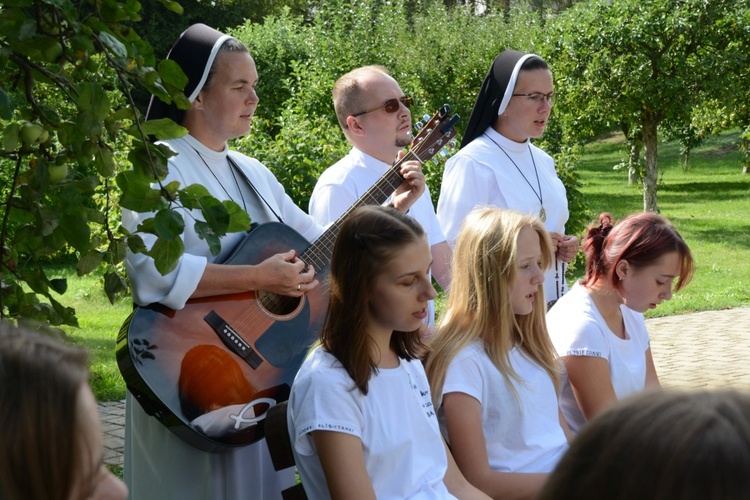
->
<box><xmin>300</xmin><ymin>152</ymin><xmax>413</xmax><ymax>271</ymax></box>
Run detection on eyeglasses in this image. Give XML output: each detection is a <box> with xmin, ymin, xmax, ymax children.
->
<box><xmin>512</xmin><ymin>92</ymin><xmax>557</xmax><ymax>106</ymax></box>
<box><xmin>352</xmin><ymin>96</ymin><xmax>414</xmax><ymax>117</ymax></box>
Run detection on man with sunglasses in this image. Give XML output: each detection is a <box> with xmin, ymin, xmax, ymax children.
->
<box><xmin>310</xmin><ymin>65</ymin><xmax>452</xmax><ymax>329</ymax></box>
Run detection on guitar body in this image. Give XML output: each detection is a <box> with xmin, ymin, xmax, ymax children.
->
<box><xmin>117</xmin><ymin>105</ymin><xmax>458</xmax><ymax>453</ymax></box>
<box><xmin>117</xmin><ymin>222</ymin><xmax>328</xmax><ymax>452</ymax></box>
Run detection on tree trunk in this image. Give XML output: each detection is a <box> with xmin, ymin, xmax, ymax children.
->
<box><xmin>682</xmin><ymin>147</ymin><xmax>691</xmax><ymax>171</ymax></box>
<box><xmin>641</xmin><ymin>118</ymin><xmax>659</xmax><ymax>212</ymax></box>
<box><xmin>628</xmin><ymin>140</ymin><xmax>641</xmax><ymax>186</ymax></box>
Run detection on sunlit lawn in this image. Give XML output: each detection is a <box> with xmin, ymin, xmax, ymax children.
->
<box><xmin>572</xmin><ymin>130</ymin><xmax>750</xmax><ymax>317</ymax></box>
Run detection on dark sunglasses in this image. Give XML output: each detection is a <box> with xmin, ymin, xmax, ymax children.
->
<box><xmin>352</xmin><ymin>96</ymin><xmax>414</xmax><ymax>117</ymax></box>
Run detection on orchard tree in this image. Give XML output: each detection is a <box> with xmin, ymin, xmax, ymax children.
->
<box><xmin>545</xmin><ymin>0</ymin><xmax>749</xmax><ymax>212</ymax></box>
<box><xmin>0</xmin><ymin>0</ymin><xmax>250</xmax><ymax>328</ymax></box>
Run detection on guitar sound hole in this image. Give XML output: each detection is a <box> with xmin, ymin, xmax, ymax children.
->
<box><xmin>257</xmin><ymin>291</ymin><xmax>303</xmax><ymax>318</ymax></box>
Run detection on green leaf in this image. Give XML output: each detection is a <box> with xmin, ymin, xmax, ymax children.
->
<box><xmin>157</xmin><ymin>59</ymin><xmax>188</xmax><ymax>89</ymax></box>
<box><xmin>77</xmin><ymin>250</ymin><xmax>105</xmax><ymax>276</ymax></box>
<box><xmin>199</xmin><ymin>196</ymin><xmax>230</xmax><ymax>235</ymax></box>
<box><xmin>116</xmin><ymin>170</ymin><xmax>166</xmax><ymax>212</ymax></box>
<box><xmin>21</xmin><ymin>267</ymin><xmax>49</xmax><ymax>295</ymax></box>
<box><xmin>98</xmin><ymin>31</ymin><xmax>127</xmax><ymax>59</ymax></box>
<box><xmin>135</xmin><ymin>118</ymin><xmax>188</xmax><ymax>140</ymax></box>
<box><xmin>153</xmin><ymin>209</ymin><xmax>185</xmax><ymax>240</ymax></box>
<box><xmin>49</xmin><ymin>296</ymin><xmax>78</xmax><ymax>327</ymax></box>
<box><xmin>136</xmin><ymin>218</ymin><xmax>155</xmax><ymax>234</ymax></box>
<box><xmin>126</xmin><ymin>234</ymin><xmax>148</xmax><ymax>255</ymax></box>
<box><xmin>178</xmin><ymin>184</ymin><xmax>212</xmax><ymax>210</ymax></box>
<box><xmin>104</xmin><ymin>271</ymin><xmax>128</xmax><ymax>305</ymax></box>
<box><xmin>0</xmin><ymin>86</ymin><xmax>14</xmax><ymax>119</ymax></box>
<box><xmin>194</xmin><ymin>220</ymin><xmax>222</xmax><ymax>256</ymax></box>
<box><xmin>95</xmin><ymin>147</ymin><xmax>116</xmax><ymax>177</ymax></box>
<box><xmin>49</xmin><ymin>278</ymin><xmax>68</xmax><ymax>295</ymax></box>
<box><xmin>59</xmin><ymin>213</ymin><xmax>91</xmax><ymax>253</ymax></box>
<box><xmin>160</xmin><ymin>0</ymin><xmax>184</xmax><ymax>15</ymax></box>
<box><xmin>37</xmin><ymin>208</ymin><xmax>60</xmax><ymax>237</ymax></box>
<box><xmin>76</xmin><ymin>109</ymin><xmax>104</xmax><ymax>136</ymax></box>
<box><xmin>224</xmin><ymin>200</ymin><xmax>252</xmax><ymax>233</ymax></box>
<box><xmin>108</xmin><ymin>239</ymin><xmax>128</xmax><ymax>265</ymax></box>
<box><xmin>149</xmin><ymin>236</ymin><xmax>184</xmax><ymax>275</ymax></box>
<box><xmin>127</xmin><ymin>142</ymin><xmax>172</xmax><ymax>180</ymax></box>
<box><xmin>78</xmin><ymin>82</ymin><xmax>111</xmax><ymax>119</ymax></box>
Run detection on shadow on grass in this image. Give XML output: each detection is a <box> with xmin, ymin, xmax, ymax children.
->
<box><xmin>577</xmin><ymin>191</ymin><xmax>645</xmax><ymax>216</ymax></box>
<box><xmin>660</xmin><ymin>180</ymin><xmax>750</xmax><ymax>195</ymax></box>
<box><xmin>679</xmin><ymin>223</ymin><xmax>750</xmax><ymax>251</ymax></box>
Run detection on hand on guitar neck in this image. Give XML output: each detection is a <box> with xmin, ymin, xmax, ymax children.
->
<box><xmin>387</xmin><ymin>151</ymin><xmax>425</xmax><ymax>213</ymax></box>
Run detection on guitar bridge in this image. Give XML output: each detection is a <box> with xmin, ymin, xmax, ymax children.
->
<box><xmin>204</xmin><ymin>311</ymin><xmax>264</xmax><ymax>369</ymax></box>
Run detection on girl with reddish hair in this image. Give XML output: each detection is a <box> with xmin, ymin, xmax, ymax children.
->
<box><xmin>547</xmin><ymin>212</ymin><xmax>694</xmax><ymax>433</ymax></box>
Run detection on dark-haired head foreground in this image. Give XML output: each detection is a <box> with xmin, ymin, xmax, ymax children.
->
<box><xmin>540</xmin><ymin>389</ymin><xmax>750</xmax><ymax>500</ymax></box>
<box><xmin>0</xmin><ymin>323</ymin><xmax>127</xmax><ymax>500</ymax></box>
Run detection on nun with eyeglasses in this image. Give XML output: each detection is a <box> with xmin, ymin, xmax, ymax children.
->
<box><xmin>436</xmin><ymin>50</ymin><xmax>579</xmax><ymax>308</ymax></box>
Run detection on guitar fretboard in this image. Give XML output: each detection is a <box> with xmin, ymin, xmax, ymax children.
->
<box><xmin>301</xmin><ymin>152</ymin><xmax>414</xmax><ymax>271</ymax></box>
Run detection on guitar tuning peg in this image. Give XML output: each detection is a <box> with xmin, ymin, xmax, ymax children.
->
<box><xmin>432</xmin><ymin>158</ymin><xmax>439</xmax><ymax>165</ymax></box>
<box><xmin>422</xmin><ymin>114</ymin><xmax>430</xmax><ymax>122</ymax></box>
<box><xmin>440</xmin><ymin>148</ymin><xmax>448</xmax><ymax>157</ymax></box>
<box><xmin>449</xmin><ymin>140</ymin><xmax>457</xmax><ymax>149</ymax></box>
<box><xmin>415</xmin><ymin>121</ymin><xmax>424</xmax><ymax>130</ymax></box>
<box><xmin>428</xmin><ymin>148</ymin><xmax>435</xmax><ymax>154</ymax></box>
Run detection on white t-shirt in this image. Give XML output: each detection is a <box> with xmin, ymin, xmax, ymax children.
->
<box><xmin>547</xmin><ymin>282</ymin><xmax>652</xmax><ymax>433</ymax></box>
<box><xmin>437</xmin><ymin>127</ymin><xmax>569</xmax><ymax>302</ymax></box>
<box><xmin>289</xmin><ymin>346</ymin><xmax>456</xmax><ymax>499</ymax></box>
<box><xmin>309</xmin><ymin>147</ymin><xmax>446</xmax><ymax>325</ymax></box>
<box><xmin>440</xmin><ymin>341</ymin><xmax>568</xmax><ymax>473</ymax></box>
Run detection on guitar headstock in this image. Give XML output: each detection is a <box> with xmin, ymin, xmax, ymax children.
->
<box><xmin>408</xmin><ymin>104</ymin><xmax>460</xmax><ymax>164</ymax></box>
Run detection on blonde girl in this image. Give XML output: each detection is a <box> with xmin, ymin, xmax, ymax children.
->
<box><xmin>426</xmin><ymin>207</ymin><xmax>571</xmax><ymax>500</ymax></box>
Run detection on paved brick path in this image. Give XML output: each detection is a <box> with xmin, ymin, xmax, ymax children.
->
<box><xmin>100</xmin><ymin>307</ymin><xmax>750</xmax><ymax>467</ymax></box>
<box><xmin>649</xmin><ymin>308</ymin><xmax>750</xmax><ymax>390</ymax></box>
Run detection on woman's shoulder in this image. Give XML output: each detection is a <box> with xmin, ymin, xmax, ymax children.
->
<box><xmin>547</xmin><ymin>285</ymin><xmax>608</xmax><ymax>338</ymax></box>
<box><xmin>295</xmin><ymin>347</ymin><xmax>347</xmax><ymax>384</ymax></box>
<box><xmin>448</xmin><ymin>340</ymin><xmax>486</xmax><ymax>366</ymax></box>
<box><xmin>446</xmin><ymin>137</ymin><xmax>495</xmax><ymax>168</ymax></box>
<box><xmin>529</xmin><ymin>142</ymin><xmax>555</xmax><ymax>167</ymax></box>
<box><xmin>227</xmin><ymin>150</ymin><xmax>267</xmax><ymax>173</ymax></box>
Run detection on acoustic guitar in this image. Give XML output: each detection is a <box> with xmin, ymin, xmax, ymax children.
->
<box><xmin>116</xmin><ymin>105</ymin><xmax>459</xmax><ymax>452</ymax></box>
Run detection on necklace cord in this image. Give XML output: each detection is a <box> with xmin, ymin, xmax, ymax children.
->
<box><xmin>484</xmin><ymin>133</ymin><xmax>544</xmax><ymax>215</ymax></box>
<box><xmin>192</xmin><ymin>146</ymin><xmax>285</xmax><ymax>224</ymax></box>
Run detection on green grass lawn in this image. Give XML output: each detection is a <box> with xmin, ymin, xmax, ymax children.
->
<box><xmin>572</xmin><ymin>130</ymin><xmax>750</xmax><ymax>317</ymax></box>
<box><xmin>53</xmin><ymin>265</ymin><xmax>132</xmax><ymax>402</ymax></box>
<box><xmin>57</xmin><ymin>129</ymin><xmax>750</xmax><ymax>402</ymax></box>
